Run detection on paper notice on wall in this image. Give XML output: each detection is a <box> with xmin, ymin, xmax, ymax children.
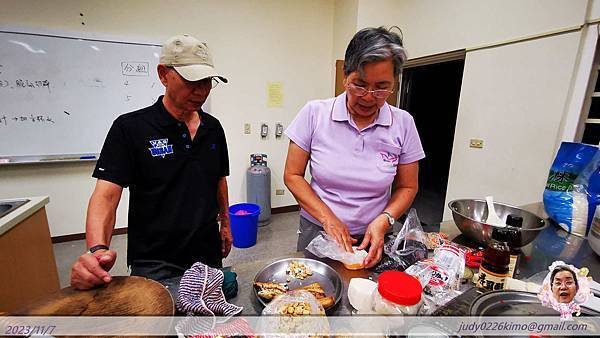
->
<box><xmin>267</xmin><ymin>82</ymin><xmax>283</xmax><ymax>107</ymax></box>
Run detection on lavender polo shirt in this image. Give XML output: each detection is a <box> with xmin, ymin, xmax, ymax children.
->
<box><xmin>285</xmin><ymin>92</ymin><xmax>425</xmax><ymax>235</ymax></box>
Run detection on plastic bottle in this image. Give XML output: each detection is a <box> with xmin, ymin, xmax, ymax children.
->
<box><xmin>372</xmin><ymin>270</ymin><xmax>423</xmax><ymax>315</ymax></box>
<box><xmin>505</xmin><ymin>214</ymin><xmax>523</xmax><ymax>277</ymax></box>
<box><xmin>476</xmin><ymin>227</ymin><xmax>510</xmax><ymax>291</ymax></box>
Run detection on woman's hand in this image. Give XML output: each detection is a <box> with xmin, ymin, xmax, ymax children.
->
<box><xmin>322</xmin><ymin>216</ymin><xmax>357</xmax><ymax>253</ymax></box>
<box><xmin>358</xmin><ymin>214</ymin><xmax>388</xmax><ymax>268</ymax></box>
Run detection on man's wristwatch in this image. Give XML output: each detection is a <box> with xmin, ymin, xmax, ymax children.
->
<box><xmin>382</xmin><ymin>211</ymin><xmax>395</xmax><ymax>227</ymax></box>
<box><xmin>88</xmin><ymin>244</ymin><xmax>109</xmax><ymax>253</ymax></box>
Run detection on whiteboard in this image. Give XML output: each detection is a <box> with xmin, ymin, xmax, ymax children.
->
<box><xmin>0</xmin><ymin>31</ymin><xmax>164</xmax><ymax>161</ymax></box>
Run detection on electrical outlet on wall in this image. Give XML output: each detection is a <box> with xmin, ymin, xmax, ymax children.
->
<box><xmin>469</xmin><ymin>139</ymin><xmax>484</xmax><ymax>149</ymax></box>
<box><xmin>244</xmin><ymin>123</ymin><xmax>251</xmax><ymax>134</ymax></box>
<box><xmin>275</xmin><ymin>189</ymin><xmax>285</xmax><ymax>195</ymax></box>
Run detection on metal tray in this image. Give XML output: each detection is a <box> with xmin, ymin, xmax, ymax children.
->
<box><xmin>253</xmin><ymin>257</ymin><xmax>343</xmax><ymax>309</ymax></box>
<box><xmin>469</xmin><ymin>290</ymin><xmax>600</xmax><ymax>316</ymax></box>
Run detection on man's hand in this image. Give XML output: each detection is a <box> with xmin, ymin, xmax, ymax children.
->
<box><xmin>220</xmin><ymin>222</ymin><xmax>233</xmax><ymax>258</ymax></box>
<box><xmin>322</xmin><ymin>216</ymin><xmax>357</xmax><ymax>253</ymax></box>
<box><xmin>358</xmin><ymin>214</ymin><xmax>388</xmax><ymax>268</ymax></box>
<box><xmin>70</xmin><ymin>249</ymin><xmax>117</xmax><ymax>290</ymax></box>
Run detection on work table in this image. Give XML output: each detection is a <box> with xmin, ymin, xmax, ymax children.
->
<box><xmin>163</xmin><ymin>202</ymin><xmax>600</xmax><ymax>316</ymax></box>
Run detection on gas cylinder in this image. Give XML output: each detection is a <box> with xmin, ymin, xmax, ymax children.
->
<box><xmin>246</xmin><ymin>153</ymin><xmax>271</xmax><ymax>225</ymax></box>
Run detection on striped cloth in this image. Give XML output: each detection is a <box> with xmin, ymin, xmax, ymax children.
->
<box><xmin>176</xmin><ymin>262</ymin><xmax>243</xmax><ymax>316</ymax></box>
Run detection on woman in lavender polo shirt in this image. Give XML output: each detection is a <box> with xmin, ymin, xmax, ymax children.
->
<box><xmin>284</xmin><ymin>27</ymin><xmax>425</xmax><ymax>268</ymax></box>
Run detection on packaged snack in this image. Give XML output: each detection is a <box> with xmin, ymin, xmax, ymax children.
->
<box><xmin>306</xmin><ymin>232</ymin><xmax>367</xmax><ymax>269</ymax></box>
<box><xmin>425</xmin><ymin>232</ymin><xmax>449</xmax><ymax>250</ymax></box>
<box><xmin>258</xmin><ymin>290</ymin><xmax>329</xmax><ymax>336</ymax></box>
<box><xmin>405</xmin><ymin>243</ymin><xmax>466</xmax><ymax>314</ymax></box>
<box><xmin>373</xmin><ymin>209</ymin><xmax>428</xmax><ymax>273</ymax></box>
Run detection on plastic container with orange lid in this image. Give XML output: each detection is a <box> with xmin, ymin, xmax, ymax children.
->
<box><xmin>371</xmin><ymin>270</ymin><xmax>423</xmax><ymax>315</ymax></box>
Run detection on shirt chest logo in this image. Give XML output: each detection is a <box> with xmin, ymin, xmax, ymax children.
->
<box><xmin>380</xmin><ymin>151</ymin><xmax>399</xmax><ymax>166</ymax></box>
<box><xmin>148</xmin><ymin>138</ymin><xmax>174</xmax><ymax>158</ymax></box>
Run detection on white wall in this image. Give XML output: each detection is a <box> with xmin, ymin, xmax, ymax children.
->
<box><xmin>0</xmin><ymin>0</ymin><xmax>335</xmax><ymax>236</ymax></box>
<box><xmin>445</xmin><ymin>32</ymin><xmax>581</xmax><ymax>215</ymax></box>
<box><xmin>333</xmin><ymin>0</ymin><xmax>358</xmax><ymax>61</ymax></box>
<box><xmin>2</xmin><ymin>0</ymin><xmax>598</xmax><ymax>235</ymax></box>
<box><xmin>348</xmin><ymin>0</ymin><xmax>593</xmax><ymax>220</ymax></box>
<box><xmin>358</xmin><ymin>0</ymin><xmax>588</xmax><ymax>58</ymax></box>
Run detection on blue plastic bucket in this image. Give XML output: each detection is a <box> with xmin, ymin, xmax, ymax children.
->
<box><xmin>229</xmin><ymin>203</ymin><xmax>261</xmax><ymax>248</ymax></box>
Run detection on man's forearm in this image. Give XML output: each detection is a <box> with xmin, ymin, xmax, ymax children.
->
<box><xmin>85</xmin><ymin>181</ymin><xmax>122</xmax><ymax>248</ymax></box>
<box><xmin>217</xmin><ymin>177</ymin><xmax>230</xmax><ymax>226</ymax></box>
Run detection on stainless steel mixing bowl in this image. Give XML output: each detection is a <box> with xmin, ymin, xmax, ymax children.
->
<box><xmin>448</xmin><ymin>199</ymin><xmax>547</xmax><ymax>247</ymax></box>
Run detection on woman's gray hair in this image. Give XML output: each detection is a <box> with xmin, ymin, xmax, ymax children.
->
<box><xmin>344</xmin><ymin>26</ymin><xmax>406</xmax><ymax>78</ymax></box>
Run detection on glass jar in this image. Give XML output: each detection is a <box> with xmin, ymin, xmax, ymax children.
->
<box><xmin>371</xmin><ymin>270</ymin><xmax>423</xmax><ymax>315</ymax></box>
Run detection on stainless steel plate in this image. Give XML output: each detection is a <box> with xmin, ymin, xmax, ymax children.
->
<box><xmin>469</xmin><ymin>290</ymin><xmax>600</xmax><ymax>316</ymax></box>
<box><xmin>253</xmin><ymin>257</ymin><xmax>343</xmax><ymax>309</ymax></box>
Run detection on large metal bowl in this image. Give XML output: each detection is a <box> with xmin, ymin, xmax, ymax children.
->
<box><xmin>253</xmin><ymin>257</ymin><xmax>343</xmax><ymax>311</ymax></box>
<box><xmin>448</xmin><ymin>199</ymin><xmax>547</xmax><ymax>247</ymax></box>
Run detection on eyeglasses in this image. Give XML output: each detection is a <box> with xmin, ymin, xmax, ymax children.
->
<box><xmin>553</xmin><ymin>280</ymin><xmax>576</xmax><ymax>288</ymax></box>
<box><xmin>347</xmin><ymin>83</ymin><xmax>394</xmax><ymax>99</ymax></box>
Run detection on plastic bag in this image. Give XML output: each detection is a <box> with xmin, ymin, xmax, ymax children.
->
<box><xmin>543</xmin><ymin>142</ymin><xmax>600</xmax><ymax>236</ymax></box>
<box><xmin>373</xmin><ymin>209</ymin><xmax>428</xmax><ymax>273</ymax></box>
<box><xmin>261</xmin><ymin>289</ymin><xmax>325</xmax><ymax>316</ymax></box>
<box><xmin>305</xmin><ymin>232</ymin><xmax>367</xmax><ymax>267</ymax></box>
<box><xmin>405</xmin><ymin>243</ymin><xmax>466</xmax><ymax>314</ymax></box>
<box><xmin>257</xmin><ymin>290</ymin><xmax>329</xmax><ymax>337</ymax></box>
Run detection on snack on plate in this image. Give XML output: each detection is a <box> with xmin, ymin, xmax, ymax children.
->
<box><xmin>299</xmin><ymin>282</ymin><xmax>335</xmax><ymax>309</ymax></box>
<box><xmin>286</xmin><ymin>260</ymin><xmax>313</xmax><ymax>280</ymax></box>
<box><xmin>261</xmin><ymin>290</ymin><xmax>325</xmax><ymax>316</ymax></box>
<box><xmin>254</xmin><ymin>281</ymin><xmax>288</xmax><ymax>300</ymax></box>
<box><xmin>281</xmin><ymin>301</ymin><xmax>312</xmax><ymax>316</ymax></box>
<box><xmin>255</xmin><ymin>281</ymin><xmax>336</xmax><ymax>309</ymax></box>
<box><xmin>258</xmin><ymin>290</ymin><xmax>329</xmax><ymax>335</ymax></box>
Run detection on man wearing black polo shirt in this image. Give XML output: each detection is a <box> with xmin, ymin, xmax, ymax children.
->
<box><xmin>70</xmin><ymin>34</ymin><xmax>233</xmax><ymax>289</ymax></box>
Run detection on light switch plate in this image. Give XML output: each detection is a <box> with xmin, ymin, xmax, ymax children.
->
<box><xmin>275</xmin><ymin>123</ymin><xmax>283</xmax><ymax>137</ymax></box>
<box><xmin>260</xmin><ymin>123</ymin><xmax>268</xmax><ymax>138</ymax></box>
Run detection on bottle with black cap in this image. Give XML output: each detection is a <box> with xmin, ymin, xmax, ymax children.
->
<box><xmin>476</xmin><ymin>227</ymin><xmax>510</xmax><ymax>291</ymax></box>
<box><xmin>505</xmin><ymin>214</ymin><xmax>523</xmax><ymax>277</ymax></box>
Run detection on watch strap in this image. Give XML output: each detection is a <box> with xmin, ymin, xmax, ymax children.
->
<box><xmin>382</xmin><ymin>211</ymin><xmax>395</xmax><ymax>226</ymax></box>
<box><xmin>88</xmin><ymin>244</ymin><xmax>109</xmax><ymax>253</ymax></box>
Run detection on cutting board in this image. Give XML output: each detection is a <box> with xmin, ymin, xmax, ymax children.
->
<box><xmin>13</xmin><ymin>276</ymin><xmax>174</xmax><ymax>316</ymax></box>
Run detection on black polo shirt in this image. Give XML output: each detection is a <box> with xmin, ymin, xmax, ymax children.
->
<box><xmin>93</xmin><ymin>96</ymin><xmax>229</xmax><ymax>269</ymax></box>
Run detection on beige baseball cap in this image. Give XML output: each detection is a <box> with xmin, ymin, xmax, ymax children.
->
<box><xmin>159</xmin><ymin>34</ymin><xmax>228</xmax><ymax>83</ymax></box>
